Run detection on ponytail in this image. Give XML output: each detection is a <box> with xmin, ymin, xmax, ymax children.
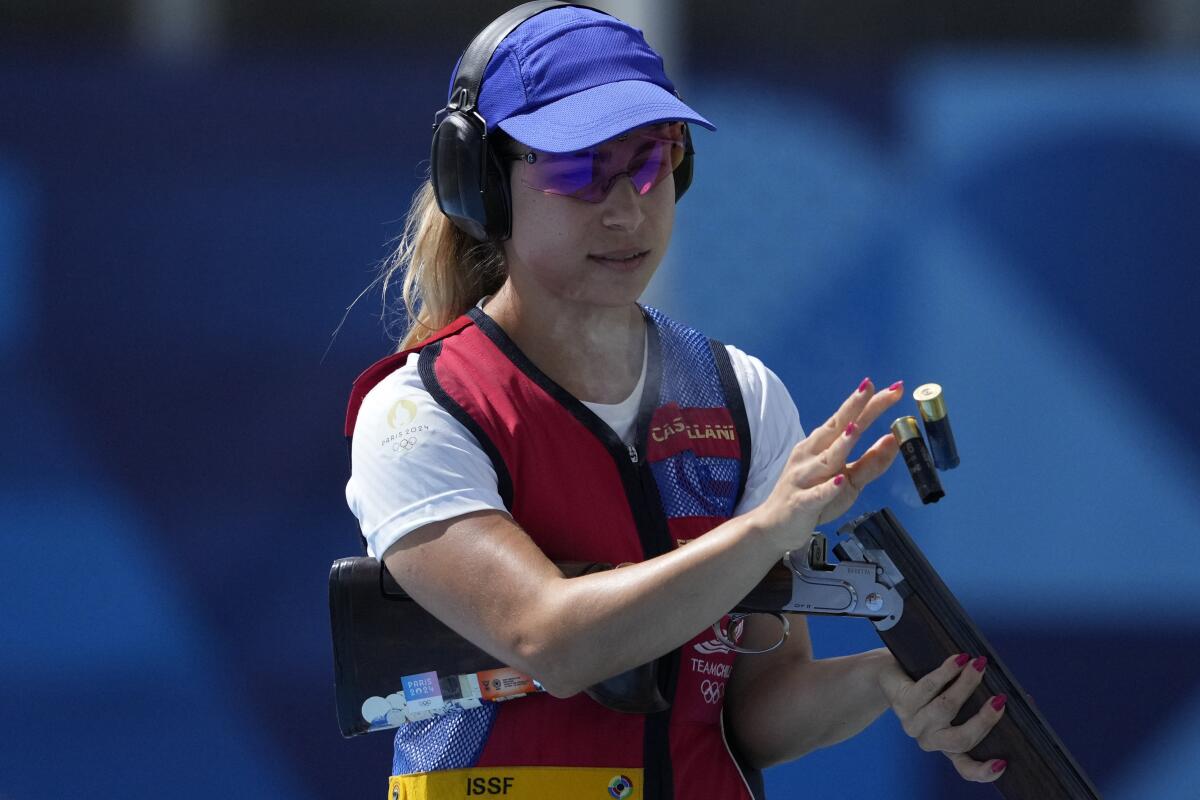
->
<box><xmin>382</xmin><ymin>178</ymin><xmax>507</xmax><ymax>351</ymax></box>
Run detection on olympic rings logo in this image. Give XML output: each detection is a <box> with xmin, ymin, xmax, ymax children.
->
<box><xmin>391</xmin><ymin>436</ymin><xmax>419</xmax><ymax>453</ymax></box>
<box><xmin>700</xmin><ymin>679</ymin><xmax>724</xmax><ymax>705</ymax></box>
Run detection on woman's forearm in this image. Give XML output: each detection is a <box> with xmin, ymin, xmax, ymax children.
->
<box><xmin>519</xmin><ymin>511</ymin><xmax>791</xmax><ymax>695</ymax></box>
<box><xmin>386</xmin><ymin>506</ymin><xmax>798</xmax><ymax>698</ymax></box>
<box><xmin>727</xmin><ymin>647</ymin><xmax>893</xmax><ymax>769</ymax></box>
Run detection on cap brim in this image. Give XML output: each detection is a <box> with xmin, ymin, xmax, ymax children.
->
<box><xmin>496</xmin><ymin>80</ymin><xmax>715</xmax><ymax>153</ymax></box>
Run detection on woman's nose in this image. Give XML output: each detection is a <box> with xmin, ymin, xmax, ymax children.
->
<box><xmin>599</xmin><ymin>175</ymin><xmax>646</xmax><ymax>231</ymax></box>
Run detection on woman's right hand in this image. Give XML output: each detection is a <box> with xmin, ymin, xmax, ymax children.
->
<box><xmin>750</xmin><ymin>378</ymin><xmax>904</xmax><ymax>553</ymax></box>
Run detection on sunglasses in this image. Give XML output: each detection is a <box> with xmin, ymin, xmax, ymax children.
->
<box><xmin>505</xmin><ymin>122</ymin><xmax>687</xmax><ymax>204</ymax></box>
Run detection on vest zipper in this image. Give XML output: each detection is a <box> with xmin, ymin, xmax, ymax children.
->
<box><xmin>620</xmin><ymin>441</ymin><xmax>679</xmax><ymax>800</ymax></box>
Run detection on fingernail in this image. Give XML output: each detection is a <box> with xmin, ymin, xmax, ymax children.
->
<box><xmin>888</xmin><ymin>381</ymin><xmax>903</xmax><ymax>392</ymax></box>
<box><xmin>972</xmin><ymin>656</ymin><xmax>988</xmax><ymax>672</ymax></box>
<box><xmin>844</xmin><ymin>422</ymin><xmax>857</xmax><ymax>437</ymax></box>
<box><xmin>990</xmin><ymin>760</ymin><xmax>1007</xmax><ymax>774</ymax></box>
<box><xmin>834</xmin><ymin>475</ymin><xmax>845</xmax><ymax>487</ymax></box>
<box><xmin>857</xmin><ymin>377</ymin><xmax>871</xmax><ymax>394</ymax></box>
<box><xmin>991</xmin><ymin>694</ymin><xmax>1007</xmax><ymax>711</ymax></box>
<box><xmin>954</xmin><ymin>653</ymin><xmax>971</xmax><ymax>668</ymax></box>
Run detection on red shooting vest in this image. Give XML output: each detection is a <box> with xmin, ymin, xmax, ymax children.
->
<box><xmin>346</xmin><ymin>305</ymin><xmax>761</xmax><ymax>800</ymax></box>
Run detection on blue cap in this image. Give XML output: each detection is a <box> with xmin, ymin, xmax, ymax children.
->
<box><xmin>462</xmin><ymin>6</ymin><xmax>715</xmax><ymax>154</ymax></box>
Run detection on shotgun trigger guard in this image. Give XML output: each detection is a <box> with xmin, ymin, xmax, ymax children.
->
<box><xmin>711</xmin><ymin>612</ymin><xmax>790</xmax><ymax>654</ymax></box>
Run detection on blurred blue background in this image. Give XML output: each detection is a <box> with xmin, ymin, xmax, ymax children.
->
<box><xmin>1</xmin><ymin>1</ymin><xmax>1197</xmax><ymax>797</ymax></box>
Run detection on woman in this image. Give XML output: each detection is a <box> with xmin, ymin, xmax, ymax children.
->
<box><xmin>346</xmin><ymin>4</ymin><xmax>1007</xmax><ymax>798</ymax></box>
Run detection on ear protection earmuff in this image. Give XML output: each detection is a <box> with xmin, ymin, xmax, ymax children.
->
<box><xmin>429</xmin><ymin>1</ymin><xmax>696</xmax><ymax>242</ymax></box>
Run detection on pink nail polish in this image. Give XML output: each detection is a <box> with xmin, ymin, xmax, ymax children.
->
<box><xmin>844</xmin><ymin>422</ymin><xmax>857</xmax><ymax>437</ymax></box>
<box><xmin>954</xmin><ymin>653</ymin><xmax>970</xmax><ymax>668</ymax></box>
<box><xmin>888</xmin><ymin>381</ymin><xmax>903</xmax><ymax>392</ymax></box>
<box><xmin>833</xmin><ymin>475</ymin><xmax>844</xmax><ymax>487</ymax></box>
<box><xmin>972</xmin><ymin>656</ymin><xmax>988</xmax><ymax>672</ymax></box>
<box><xmin>991</xmin><ymin>760</ymin><xmax>1007</xmax><ymax>774</ymax></box>
<box><xmin>857</xmin><ymin>377</ymin><xmax>871</xmax><ymax>394</ymax></box>
<box><xmin>991</xmin><ymin>694</ymin><xmax>1007</xmax><ymax>711</ymax></box>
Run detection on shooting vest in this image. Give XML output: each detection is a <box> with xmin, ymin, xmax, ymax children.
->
<box><xmin>345</xmin><ymin>305</ymin><xmax>760</xmax><ymax>800</ymax></box>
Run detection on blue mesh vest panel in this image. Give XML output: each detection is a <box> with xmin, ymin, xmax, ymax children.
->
<box><xmin>644</xmin><ymin>305</ymin><xmax>742</xmax><ymax>520</ymax></box>
<box><xmin>392</xmin><ymin>704</ymin><xmax>498</xmax><ymax>774</ymax></box>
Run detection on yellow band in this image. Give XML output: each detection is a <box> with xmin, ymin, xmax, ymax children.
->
<box><xmin>388</xmin><ymin>766</ymin><xmax>644</xmax><ymax>800</ymax></box>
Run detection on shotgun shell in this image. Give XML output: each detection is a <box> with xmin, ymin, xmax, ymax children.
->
<box><xmin>891</xmin><ymin>416</ymin><xmax>945</xmax><ymax>504</ymax></box>
<box><xmin>914</xmin><ymin>383</ymin><xmax>960</xmax><ymax>470</ymax></box>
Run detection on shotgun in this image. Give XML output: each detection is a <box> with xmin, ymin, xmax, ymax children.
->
<box><xmin>329</xmin><ymin>507</ymin><xmax>1101</xmax><ymax>799</ymax></box>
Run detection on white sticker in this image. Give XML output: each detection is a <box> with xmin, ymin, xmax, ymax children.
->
<box><xmin>458</xmin><ymin>674</ymin><xmax>483</xmax><ymax>701</ymax></box>
<box><xmin>361</xmin><ymin>695</ymin><xmax>392</xmax><ymax>724</ymax></box>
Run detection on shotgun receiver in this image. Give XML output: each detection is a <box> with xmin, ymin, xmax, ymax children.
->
<box><xmin>329</xmin><ymin>507</ymin><xmax>1101</xmax><ymax>799</ymax></box>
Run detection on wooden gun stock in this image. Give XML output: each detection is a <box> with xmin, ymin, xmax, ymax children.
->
<box><xmin>847</xmin><ymin>509</ymin><xmax>1102</xmax><ymax>800</ymax></box>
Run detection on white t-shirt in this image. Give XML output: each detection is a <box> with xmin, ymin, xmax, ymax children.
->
<box><xmin>346</xmin><ymin>335</ymin><xmax>805</xmax><ymax>559</ymax></box>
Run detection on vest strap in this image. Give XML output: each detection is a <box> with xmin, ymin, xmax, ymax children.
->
<box><xmin>345</xmin><ymin>314</ymin><xmax>474</xmax><ymax>439</ymax></box>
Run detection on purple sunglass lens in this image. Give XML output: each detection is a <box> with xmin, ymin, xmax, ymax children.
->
<box><xmin>629</xmin><ymin>141</ymin><xmax>680</xmax><ymax>196</ymax></box>
<box><xmin>526</xmin><ymin>135</ymin><xmax>685</xmax><ymax>202</ymax></box>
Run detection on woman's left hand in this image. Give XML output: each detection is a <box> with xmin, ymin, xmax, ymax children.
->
<box><xmin>812</xmin><ymin>378</ymin><xmax>904</xmax><ymax>525</ymax></box>
<box><xmin>877</xmin><ymin>650</ymin><xmax>1009</xmax><ymax>782</ymax></box>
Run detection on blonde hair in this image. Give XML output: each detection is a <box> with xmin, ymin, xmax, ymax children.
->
<box><xmin>382</xmin><ymin>178</ymin><xmax>507</xmax><ymax>351</ymax></box>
